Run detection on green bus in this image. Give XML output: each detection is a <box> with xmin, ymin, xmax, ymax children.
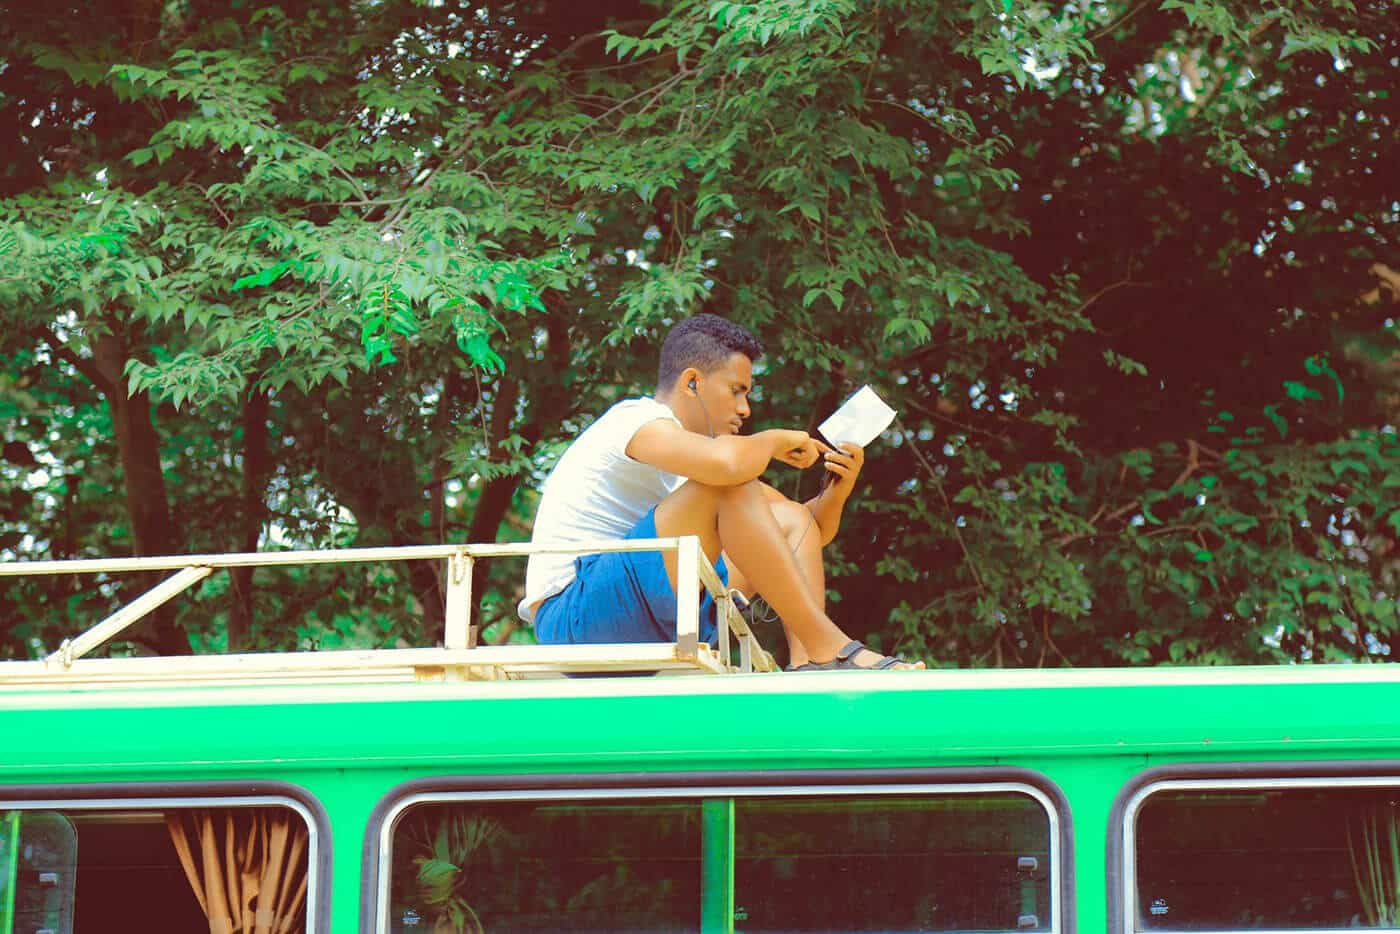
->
<box><xmin>4</xmin><ymin>541</ymin><xmax>1400</xmax><ymax>933</ymax></box>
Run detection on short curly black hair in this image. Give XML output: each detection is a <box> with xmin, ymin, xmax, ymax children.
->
<box><xmin>657</xmin><ymin>314</ymin><xmax>764</xmax><ymax>390</ymax></box>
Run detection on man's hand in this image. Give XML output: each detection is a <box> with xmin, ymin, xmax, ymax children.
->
<box><xmin>770</xmin><ymin>429</ymin><xmax>831</xmax><ymax>470</ymax></box>
<box><xmin>821</xmin><ymin>442</ymin><xmax>865</xmax><ymax>496</ymax></box>
<box><xmin>804</xmin><ymin>441</ymin><xmax>864</xmax><ymax>546</ymax></box>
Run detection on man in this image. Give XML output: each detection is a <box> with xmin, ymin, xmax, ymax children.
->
<box><xmin>518</xmin><ymin>314</ymin><xmax>920</xmax><ymax>670</ymax></box>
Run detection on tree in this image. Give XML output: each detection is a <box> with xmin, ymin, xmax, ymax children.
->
<box><xmin>1</xmin><ymin>0</ymin><xmax>1395</xmax><ymax>665</ymax></box>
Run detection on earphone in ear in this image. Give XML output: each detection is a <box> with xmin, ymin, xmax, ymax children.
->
<box><xmin>688</xmin><ymin>377</ymin><xmax>714</xmax><ymax>437</ymax></box>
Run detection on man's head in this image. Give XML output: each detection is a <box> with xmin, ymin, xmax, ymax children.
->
<box><xmin>657</xmin><ymin>314</ymin><xmax>764</xmax><ymax>436</ymax></box>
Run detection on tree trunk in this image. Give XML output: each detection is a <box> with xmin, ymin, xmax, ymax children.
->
<box><xmin>309</xmin><ymin>383</ymin><xmax>447</xmax><ymax>643</ymax></box>
<box><xmin>91</xmin><ymin>329</ymin><xmax>187</xmax><ymax>655</ymax></box>
<box><xmin>228</xmin><ymin>389</ymin><xmax>271</xmax><ymax>652</ymax></box>
<box><xmin>464</xmin><ymin>313</ymin><xmax>575</xmax><ymax>632</ymax></box>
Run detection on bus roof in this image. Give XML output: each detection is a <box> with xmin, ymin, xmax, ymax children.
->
<box><xmin>5</xmin><ymin>658</ymin><xmax>1400</xmax><ymax>709</ymax></box>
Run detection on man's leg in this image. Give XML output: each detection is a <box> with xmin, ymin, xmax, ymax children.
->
<box><xmin>653</xmin><ymin>480</ymin><xmax>917</xmax><ymax>668</ymax></box>
<box><xmin>724</xmin><ymin>499</ymin><xmax>823</xmax><ymax>667</ymax></box>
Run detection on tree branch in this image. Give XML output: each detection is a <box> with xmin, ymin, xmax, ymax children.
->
<box><xmin>1054</xmin><ymin>439</ymin><xmax>1221</xmax><ymax>547</ymax></box>
<box><xmin>40</xmin><ymin>326</ymin><xmax>115</xmax><ymax>397</ymax></box>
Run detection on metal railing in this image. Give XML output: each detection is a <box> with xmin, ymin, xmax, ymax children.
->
<box><xmin>0</xmin><ymin>537</ymin><xmax>776</xmax><ymax>685</ymax></box>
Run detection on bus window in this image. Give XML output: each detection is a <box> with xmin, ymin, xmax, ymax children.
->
<box><xmin>1133</xmin><ymin>782</ymin><xmax>1400</xmax><ymax>930</ymax></box>
<box><xmin>387</xmin><ymin>799</ymin><xmax>702</xmax><ymax>932</ymax></box>
<box><xmin>733</xmin><ymin>792</ymin><xmax>1053</xmax><ymax>932</ymax></box>
<box><xmin>0</xmin><ymin>803</ymin><xmax>311</xmax><ymax>934</ymax></box>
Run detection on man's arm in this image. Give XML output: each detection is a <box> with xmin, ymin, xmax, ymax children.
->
<box><xmin>803</xmin><ymin>443</ymin><xmax>865</xmax><ymax>545</ymax></box>
<box><xmin>626</xmin><ymin>419</ymin><xmax>826</xmax><ymax>486</ymax></box>
<box><xmin>804</xmin><ymin>488</ymin><xmax>846</xmax><ymax>546</ymax></box>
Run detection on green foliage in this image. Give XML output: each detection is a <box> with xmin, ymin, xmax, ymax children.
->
<box><xmin>1349</xmin><ymin>802</ymin><xmax>1400</xmax><ymax>926</ymax></box>
<box><xmin>416</xmin><ymin>817</ymin><xmax>502</xmax><ymax>933</ymax></box>
<box><xmin>1</xmin><ymin>0</ymin><xmax>1395</xmax><ymax>665</ymax></box>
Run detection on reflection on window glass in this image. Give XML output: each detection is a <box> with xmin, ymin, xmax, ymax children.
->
<box><xmin>389</xmin><ymin>800</ymin><xmax>702</xmax><ymax>933</ymax></box>
<box><xmin>1136</xmin><ymin>786</ymin><xmax>1400</xmax><ymax>930</ymax></box>
<box><xmin>2</xmin><ymin>811</ymin><xmax>76</xmax><ymax>934</ymax></box>
<box><xmin>734</xmin><ymin>793</ymin><xmax>1052</xmax><ymax>932</ymax></box>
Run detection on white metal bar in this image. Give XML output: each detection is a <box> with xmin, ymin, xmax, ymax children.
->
<box><xmin>693</xmin><ymin>552</ymin><xmax>725</xmax><ymax>600</ymax></box>
<box><xmin>2</xmin><ymin>644</ymin><xmax>727</xmax><ymax>688</ymax></box>
<box><xmin>442</xmin><ymin>550</ymin><xmax>474</xmax><ymax>649</ymax></box>
<box><xmin>482</xmin><ymin>644</ymin><xmax>726</xmax><ymax>675</ymax></box>
<box><xmin>709</xmin><ymin>582</ymin><xmax>775</xmax><ymax>673</ymax></box>
<box><xmin>13</xmin><ymin>645</ymin><xmax>698</xmax><ymax>675</ymax></box>
<box><xmin>737</xmin><ymin>611</ymin><xmax>753</xmax><ymax>672</ymax></box>
<box><xmin>1</xmin><ymin>534</ymin><xmax>777</xmax><ymax>683</ymax></box>
<box><xmin>0</xmin><ymin>538</ymin><xmax>686</xmax><ymax>577</ymax></box>
<box><xmin>48</xmin><ymin>565</ymin><xmax>212</xmax><ymax>666</ymax></box>
<box><xmin>715</xmin><ymin>592</ymin><xmax>733</xmax><ymax>671</ymax></box>
<box><xmin>674</xmin><ymin>536</ymin><xmax>700</xmax><ymax>658</ymax></box>
<box><xmin>693</xmin><ymin>549</ymin><xmax>734</xmax><ymax>665</ymax></box>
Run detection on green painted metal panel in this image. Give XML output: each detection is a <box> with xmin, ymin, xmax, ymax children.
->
<box><xmin>6</xmin><ymin>675</ymin><xmax>1400</xmax><ymax>778</ymax></box>
<box><xmin>1051</xmin><ymin>759</ymin><xmax>1119</xmax><ymax>934</ymax></box>
<box><xmin>701</xmin><ymin>797</ymin><xmax>735</xmax><ymax>934</ymax></box>
<box><xmin>3</xmin><ymin>666</ymin><xmax>1400</xmax><ymax>930</ymax></box>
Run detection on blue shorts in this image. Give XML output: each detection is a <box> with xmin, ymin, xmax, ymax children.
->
<box><xmin>535</xmin><ymin>508</ymin><xmax>727</xmax><ymax>646</ymax></box>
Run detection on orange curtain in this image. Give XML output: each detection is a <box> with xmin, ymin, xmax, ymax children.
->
<box><xmin>167</xmin><ymin>808</ymin><xmax>309</xmax><ymax>934</ymax></box>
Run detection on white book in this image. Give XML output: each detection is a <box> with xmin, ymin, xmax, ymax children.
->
<box><xmin>817</xmin><ymin>385</ymin><xmax>897</xmax><ymax>449</ymax></box>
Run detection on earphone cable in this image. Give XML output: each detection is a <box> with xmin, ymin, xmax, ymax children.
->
<box><xmin>690</xmin><ymin>378</ymin><xmax>716</xmax><ymax>439</ymax></box>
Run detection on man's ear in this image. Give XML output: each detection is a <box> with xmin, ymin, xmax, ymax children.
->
<box><xmin>682</xmin><ymin>368</ymin><xmax>701</xmax><ymax>395</ymax></box>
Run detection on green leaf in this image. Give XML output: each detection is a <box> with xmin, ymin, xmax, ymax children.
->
<box><xmin>231</xmin><ymin>260</ymin><xmax>295</xmax><ymax>291</ymax></box>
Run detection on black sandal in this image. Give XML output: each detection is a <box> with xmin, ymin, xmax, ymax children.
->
<box><xmin>787</xmin><ymin>640</ymin><xmax>912</xmax><ymax>671</ymax></box>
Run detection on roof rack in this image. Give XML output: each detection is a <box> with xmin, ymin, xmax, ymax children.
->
<box><xmin>0</xmin><ymin>537</ymin><xmax>777</xmax><ymax>688</ymax></box>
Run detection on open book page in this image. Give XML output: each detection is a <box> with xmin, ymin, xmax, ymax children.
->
<box><xmin>817</xmin><ymin>385</ymin><xmax>897</xmax><ymax>448</ymax></box>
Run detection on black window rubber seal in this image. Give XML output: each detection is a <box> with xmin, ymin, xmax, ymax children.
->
<box><xmin>361</xmin><ymin>765</ymin><xmax>1075</xmax><ymax>934</ymax></box>
<box><xmin>0</xmin><ymin>778</ymin><xmax>333</xmax><ymax>934</ymax></box>
<box><xmin>1107</xmin><ymin>759</ymin><xmax>1400</xmax><ymax>934</ymax></box>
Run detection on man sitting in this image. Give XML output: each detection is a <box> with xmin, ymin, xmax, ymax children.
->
<box><xmin>518</xmin><ymin>314</ymin><xmax>921</xmax><ymax>670</ymax></box>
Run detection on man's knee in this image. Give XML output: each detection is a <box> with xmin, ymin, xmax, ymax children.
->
<box><xmin>656</xmin><ymin>480</ymin><xmax>769</xmax><ymax>535</ymax></box>
<box><xmin>770</xmin><ymin>499</ymin><xmax>813</xmax><ymax>539</ymax></box>
<box><xmin>668</xmin><ymin>477</ymin><xmax>758</xmax><ymax>502</ymax></box>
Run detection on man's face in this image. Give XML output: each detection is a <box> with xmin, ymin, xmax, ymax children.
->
<box><xmin>695</xmin><ymin>352</ymin><xmax>754</xmax><ymax>435</ymax></box>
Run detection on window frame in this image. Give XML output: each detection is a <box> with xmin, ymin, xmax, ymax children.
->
<box><xmin>1110</xmin><ymin>761</ymin><xmax>1400</xmax><ymax>934</ymax></box>
<box><xmin>363</xmin><ymin>767</ymin><xmax>1073</xmax><ymax>934</ymax></box>
<box><xmin>0</xmin><ymin>780</ymin><xmax>331</xmax><ymax>933</ymax></box>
